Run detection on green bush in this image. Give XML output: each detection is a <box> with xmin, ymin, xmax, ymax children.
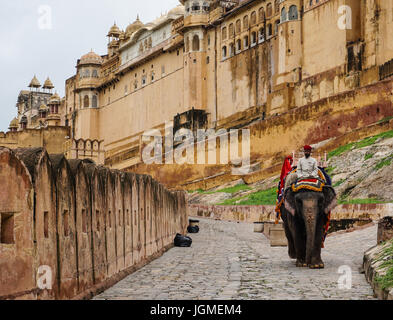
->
<box><xmin>364</xmin><ymin>153</ymin><xmax>374</xmax><ymax>161</ymax></box>
<box><xmin>333</xmin><ymin>180</ymin><xmax>345</xmax><ymax>188</ymax></box>
<box><xmin>328</xmin><ymin>130</ymin><xmax>393</xmax><ymax>159</ymax></box>
<box><xmin>375</xmin><ymin>241</ymin><xmax>393</xmax><ymax>291</ymax></box>
<box><xmin>218</xmin><ymin>187</ymin><xmax>277</xmax><ymax>206</ymax></box>
<box><xmin>375</xmin><ymin>155</ymin><xmax>393</xmax><ymax>170</ymax></box>
<box><xmin>325</xmin><ymin>166</ymin><xmax>336</xmax><ymax>176</ymax></box>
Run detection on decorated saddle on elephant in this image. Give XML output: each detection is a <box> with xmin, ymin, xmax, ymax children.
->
<box><xmin>291</xmin><ymin>168</ymin><xmax>331</xmax><ymax>193</ymax></box>
<box><xmin>275</xmin><ymin>167</ymin><xmax>332</xmax><ymax>215</ymax></box>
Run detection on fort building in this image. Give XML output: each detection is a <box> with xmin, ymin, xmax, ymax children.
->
<box><xmin>0</xmin><ymin>76</ymin><xmax>69</xmax><ymax>154</ymax></box>
<box><xmin>2</xmin><ymin>0</ymin><xmax>393</xmax><ymax>188</ymax></box>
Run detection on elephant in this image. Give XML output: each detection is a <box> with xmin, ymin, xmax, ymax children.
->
<box><xmin>280</xmin><ymin>185</ymin><xmax>337</xmax><ymax>269</ymax></box>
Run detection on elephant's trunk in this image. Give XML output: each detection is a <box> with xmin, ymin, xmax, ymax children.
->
<box><xmin>302</xmin><ymin>198</ymin><xmax>318</xmax><ymax>265</ymax></box>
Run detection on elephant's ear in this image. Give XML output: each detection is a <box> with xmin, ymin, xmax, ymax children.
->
<box><xmin>284</xmin><ymin>188</ymin><xmax>296</xmax><ymax>217</ymax></box>
<box><xmin>323</xmin><ymin>186</ymin><xmax>337</xmax><ymax>215</ymax></box>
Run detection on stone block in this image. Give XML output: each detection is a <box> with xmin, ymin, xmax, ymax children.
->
<box><xmin>269</xmin><ymin>224</ymin><xmax>288</xmax><ymax>247</ymax></box>
<box><xmin>263</xmin><ymin>222</ymin><xmax>276</xmax><ymax>238</ymax></box>
<box><xmin>253</xmin><ymin>222</ymin><xmax>264</xmax><ymax>233</ymax></box>
<box><xmin>377</xmin><ymin>217</ymin><xmax>393</xmax><ymax>244</ymax></box>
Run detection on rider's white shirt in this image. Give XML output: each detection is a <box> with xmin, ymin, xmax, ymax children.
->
<box><xmin>297</xmin><ymin>156</ymin><xmax>319</xmax><ymax>179</ymax></box>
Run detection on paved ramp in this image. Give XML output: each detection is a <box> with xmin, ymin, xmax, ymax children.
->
<box><xmin>94</xmin><ymin>218</ymin><xmax>376</xmax><ymax>300</ymax></box>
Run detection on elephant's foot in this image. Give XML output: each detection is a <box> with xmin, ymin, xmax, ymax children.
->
<box><xmin>309</xmin><ymin>260</ymin><xmax>325</xmax><ymax>269</ymax></box>
<box><xmin>309</xmin><ymin>264</ymin><xmax>324</xmax><ymax>269</ymax></box>
<box><xmin>296</xmin><ymin>260</ymin><xmax>308</xmax><ymax>268</ymax></box>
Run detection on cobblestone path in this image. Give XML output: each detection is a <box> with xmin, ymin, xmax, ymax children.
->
<box><xmin>94</xmin><ymin>218</ymin><xmax>377</xmax><ymax>300</ymax></box>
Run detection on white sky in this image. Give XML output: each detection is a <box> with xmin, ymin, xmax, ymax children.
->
<box><xmin>0</xmin><ymin>0</ymin><xmax>180</xmax><ymax>132</ymax></box>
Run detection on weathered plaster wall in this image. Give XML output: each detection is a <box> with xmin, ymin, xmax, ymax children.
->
<box><xmin>127</xmin><ymin>77</ymin><xmax>393</xmax><ymax>190</ymax></box>
<box><xmin>0</xmin><ymin>147</ymin><xmax>188</xmax><ymax>300</ymax></box>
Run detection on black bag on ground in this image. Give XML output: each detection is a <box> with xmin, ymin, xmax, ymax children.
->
<box><xmin>187</xmin><ymin>225</ymin><xmax>200</xmax><ymax>234</ymax></box>
<box><xmin>174</xmin><ymin>234</ymin><xmax>192</xmax><ymax>247</ymax></box>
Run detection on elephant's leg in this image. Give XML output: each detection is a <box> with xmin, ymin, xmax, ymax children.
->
<box><xmin>293</xmin><ymin>217</ymin><xmax>307</xmax><ymax>267</ymax></box>
<box><xmin>281</xmin><ymin>210</ymin><xmax>296</xmax><ymax>259</ymax></box>
<box><xmin>309</xmin><ymin>216</ymin><xmax>326</xmax><ymax>269</ymax></box>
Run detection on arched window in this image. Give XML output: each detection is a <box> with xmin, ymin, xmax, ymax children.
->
<box><xmin>281</xmin><ymin>7</ymin><xmax>287</xmax><ymax>22</ymax></box>
<box><xmin>243</xmin><ymin>16</ymin><xmax>249</xmax><ymax>29</ymax></box>
<box><xmin>267</xmin><ymin>24</ymin><xmax>273</xmax><ymax>37</ymax></box>
<box><xmin>83</xmin><ymin>95</ymin><xmax>89</xmax><ymax>108</ymax></box>
<box><xmin>229</xmin><ymin>23</ymin><xmax>234</xmax><ymax>37</ymax></box>
<box><xmin>84</xmin><ymin>69</ymin><xmax>90</xmax><ymax>78</ymax></box>
<box><xmin>192</xmin><ymin>34</ymin><xmax>200</xmax><ymax>51</ymax></box>
<box><xmin>222</xmin><ymin>46</ymin><xmax>227</xmax><ymax>58</ymax></box>
<box><xmin>236</xmin><ymin>39</ymin><xmax>241</xmax><ymax>52</ymax></box>
<box><xmin>229</xmin><ymin>43</ymin><xmax>235</xmax><ymax>56</ymax></box>
<box><xmin>235</xmin><ymin>19</ymin><xmax>241</xmax><ymax>34</ymax></box>
<box><xmin>192</xmin><ymin>2</ymin><xmax>200</xmax><ymax>11</ymax></box>
<box><xmin>259</xmin><ymin>27</ymin><xmax>265</xmax><ymax>42</ymax></box>
<box><xmin>251</xmin><ymin>31</ymin><xmax>257</xmax><ymax>45</ymax></box>
<box><xmin>244</xmin><ymin>36</ymin><xmax>249</xmax><ymax>48</ymax></box>
<box><xmin>275</xmin><ymin>20</ymin><xmax>280</xmax><ymax>35</ymax></box>
<box><xmin>222</xmin><ymin>27</ymin><xmax>227</xmax><ymax>40</ymax></box>
<box><xmin>21</xmin><ymin>116</ymin><xmax>28</xmax><ymax>129</ymax></box>
<box><xmin>289</xmin><ymin>5</ymin><xmax>298</xmax><ymax>20</ymax></box>
<box><xmin>259</xmin><ymin>7</ymin><xmax>265</xmax><ymax>22</ymax></box>
<box><xmin>251</xmin><ymin>11</ymin><xmax>257</xmax><ymax>25</ymax></box>
<box><xmin>203</xmin><ymin>2</ymin><xmax>209</xmax><ymax>12</ymax></box>
<box><xmin>92</xmin><ymin>95</ymin><xmax>98</xmax><ymax>108</ymax></box>
<box><xmin>267</xmin><ymin>3</ymin><xmax>273</xmax><ymax>17</ymax></box>
<box><xmin>92</xmin><ymin>69</ymin><xmax>98</xmax><ymax>78</ymax></box>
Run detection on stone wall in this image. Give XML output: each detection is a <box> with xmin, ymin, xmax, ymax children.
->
<box><xmin>0</xmin><ymin>126</ymin><xmax>70</xmax><ymax>155</ymax></box>
<box><xmin>128</xmin><ymin>77</ymin><xmax>393</xmax><ymax>190</ymax></box>
<box><xmin>189</xmin><ymin>203</ymin><xmax>393</xmax><ymax>224</ymax></box>
<box><xmin>0</xmin><ymin>147</ymin><xmax>188</xmax><ymax>300</ymax></box>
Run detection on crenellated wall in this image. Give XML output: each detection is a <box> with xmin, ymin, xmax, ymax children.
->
<box><xmin>0</xmin><ymin>147</ymin><xmax>188</xmax><ymax>300</ymax></box>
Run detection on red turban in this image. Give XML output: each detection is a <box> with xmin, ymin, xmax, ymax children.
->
<box><xmin>304</xmin><ymin>145</ymin><xmax>312</xmax><ymax>151</ymax></box>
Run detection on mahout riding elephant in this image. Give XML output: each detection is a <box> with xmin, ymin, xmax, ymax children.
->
<box><xmin>280</xmin><ymin>186</ymin><xmax>337</xmax><ymax>269</ymax></box>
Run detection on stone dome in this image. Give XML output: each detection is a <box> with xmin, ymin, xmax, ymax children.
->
<box><xmin>79</xmin><ymin>50</ymin><xmax>103</xmax><ymax>66</ymax></box>
<box><xmin>43</xmin><ymin>77</ymin><xmax>54</xmax><ymax>89</ymax></box>
<box><xmin>9</xmin><ymin>118</ymin><xmax>19</xmax><ymax>128</ymax></box>
<box><xmin>168</xmin><ymin>5</ymin><xmax>185</xmax><ymax>16</ymax></box>
<box><xmin>28</xmin><ymin>75</ymin><xmax>41</xmax><ymax>88</ymax></box>
<box><xmin>108</xmin><ymin>23</ymin><xmax>121</xmax><ymax>37</ymax></box>
<box><xmin>126</xmin><ymin>16</ymin><xmax>144</xmax><ymax>37</ymax></box>
<box><xmin>152</xmin><ymin>15</ymin><xmax>167</xmax><ymax>26</ymax></box>
<box><xmin>39</xmin><ymin>104</ymin><xmax>49</xmax><ymax>111</ymax></box>
<box><xmin>49</xmin><ymin>92</ymin><xmax>61</xmax><ymax>104</ymax></box>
